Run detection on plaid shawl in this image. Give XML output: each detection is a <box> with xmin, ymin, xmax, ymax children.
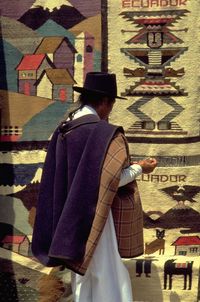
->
<box><xmin>32</xmin><ymin>116</ymin><xmax>125</xmax><ymax>266</ymax></box>
<box><xmin>65</xmin><ymin>133</ymin><xmax>144</xmax><ymax>275</ymax></box>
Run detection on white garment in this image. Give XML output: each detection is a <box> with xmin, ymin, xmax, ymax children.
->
<box><xmin>119</xmin><ymin>164</ymin><xmax>142</xmax><ymax>187</ymax></box>
<box><xmin>70</xmin><ymin>105</ymin><xmax>142</xmax><ymax>302</ymax></box>
<box><xmin>71</xmin><ymin>212</ymin><xmax>133</xmax><ymax>302</ymax></box>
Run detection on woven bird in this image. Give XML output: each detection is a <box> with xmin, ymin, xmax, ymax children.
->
<box><xmin>161</xmin><ymin>185</ymin><xmax>200</xmax><ymax>205</ymax></box>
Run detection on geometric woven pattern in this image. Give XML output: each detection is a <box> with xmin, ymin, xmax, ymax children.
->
<box><xmin>128</xmin><ymin>96</ymin><xmax>184</xmax><ymax>122</ymax></box>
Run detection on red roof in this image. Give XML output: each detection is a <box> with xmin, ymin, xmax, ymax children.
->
<box><xmin>172</xmin><ymin>236</ymin><xmax>200</xmax><ymax>246</ymax></box>
<box><xmin>16</xmin><ymin>54</ymin><xmax>46</xmax><ymax>70</ymax></box>
<box><xmin>1</xmin><ymin>235</ymin><xmax>26</xmax><ymax>244</ymax></box>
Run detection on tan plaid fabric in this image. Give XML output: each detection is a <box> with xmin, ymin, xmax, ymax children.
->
<box><xmin>112</xmin><ymin>181</ymin><xmax>144</xmax><ymax>258</ymax></box>
<box><xmin>64</xmin><ymin>132</ymin><xmax>144</xmax><ymax>275</ymax></box>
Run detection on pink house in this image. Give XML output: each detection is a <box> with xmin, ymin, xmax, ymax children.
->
<box><xmin>16</xmin><ymin>54</ymin><xmax>54</xmax><ymax>96</ymax></box>
<box><xmin>1</xmin><ymin>235</ymin><xmax>31</xmax><ymax>256</ymax></box>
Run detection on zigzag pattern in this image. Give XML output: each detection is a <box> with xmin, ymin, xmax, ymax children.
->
<box><xmin>159</xmin><ymin>97</ymin><xmax>184</xmax><ymax>122</ymax></box>
<box><xmin>127</xmin><ymin>96</ymin><xmax>184</xmax><ymax>129</ymax></box>
<box><xmin>120</xmin><ymin>48</ymin><xmax>188</xmax><ymax>67</ymax></box>
<box><xmin>119</xmin><ymin>10</ymin><xmax>189</xmax><ymax>21</ymax></box>
<box><xmin>123</xmin><ymin>79</ymin><xmax>187</xmax><ymax>96</ymax></box>
<box><xmin>127</xmin><ymin>97</ymin><xmax>154</xmax><ymax>121</ymax></box>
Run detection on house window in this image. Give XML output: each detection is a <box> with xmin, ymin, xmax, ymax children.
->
<box><xmin>178</xmin><ymin>251</ymin><xmax>187</xmax><ymax>256</ymax></box>
<box><xmin>22</xmin><ymin>72</ymin><xmax>26</xmax><ymax>77</ymax></box>
<box><xmin>28</xmin><ymin>73</ymin><xmax>33</xmax><ymax>77</ymax></box>
<box><xmin>14</xmin><ymin>126</ymin><xmax>19</xmax><ymax>135</ymax></box>
<box><xmin>86</xmin><ymin>45</ymin><xmax>93</xmax><ymax>53</ymax></box>
<box><xmin>190</xmin><ymin>247</ymin><xmax>198</xmax><ymax>253</ymax></box>
<box><xmin>3</xmin><ymin>126</ymin><xmax>8</xmax><ymax>135</ymax></box>
<box><xmin>77</xmin><ymin>54</ymin><xmax>82</xmax><ymax>62</ymax></box>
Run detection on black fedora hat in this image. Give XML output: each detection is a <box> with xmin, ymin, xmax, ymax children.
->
<box><xmin>73</xmin><ymin>72</ymin><xmax>126</xmax><ymax>99</ymax></box>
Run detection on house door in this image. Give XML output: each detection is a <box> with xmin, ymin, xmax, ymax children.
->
<box><xmin>24</xmin><ymin>82</ymin><xmax>31</xmax><ymax>95</ymax></box>
<box><xmin>59</xmin><ymin>89</ymin><xmax>67</xmax><ymax>101</ymax></box>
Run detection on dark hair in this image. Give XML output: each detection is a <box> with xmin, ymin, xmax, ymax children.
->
<box><xmin>68</xmin><ymin>92</ymin><xmax>115</xmax><ymax>120</ymax></box>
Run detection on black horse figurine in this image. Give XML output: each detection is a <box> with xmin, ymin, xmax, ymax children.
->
<box><xmin>164</xmin><ymin>259</ymin><xmax>193</xmax><ymax>290</ymax></box>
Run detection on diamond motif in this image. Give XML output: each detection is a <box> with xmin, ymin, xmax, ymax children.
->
<box><xmin>140</xmin><ymin>97</ymin><xmax>174</xmax><ymax>122</ymax></box>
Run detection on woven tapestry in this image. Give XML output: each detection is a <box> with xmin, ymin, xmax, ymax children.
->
<box><xmin>0</xmin><ymin>0</ymin><xmax>199</xmax><ymax>301</ymax></box>
<box><xmin>0</xmin><ymin>0</ymin><xmax>101</xmax><ymax>301</ymax></box>
<box><xmin>107</xmin><ymin>0</ymin><xmax>200</xmax><ymax>301</ymax></box>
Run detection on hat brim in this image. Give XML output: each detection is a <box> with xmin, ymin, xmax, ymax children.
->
<box><xmin>73</xmin><ymin>86</ymin><xmax>127</xmax><ymax>100</ymax></box>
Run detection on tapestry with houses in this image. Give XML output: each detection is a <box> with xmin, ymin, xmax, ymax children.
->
<box><xmin>0</xmin><ymin>0</ymin><xmax>199</xmax><ymax>301</ymax></box>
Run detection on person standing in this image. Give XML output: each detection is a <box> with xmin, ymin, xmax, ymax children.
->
<box><xmin>32</xmin><ymin>72</ymin><xmax>157</xmax><ymax>302</ymax></box>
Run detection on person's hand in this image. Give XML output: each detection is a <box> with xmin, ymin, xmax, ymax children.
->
<box><xmin>137</xmin><ymin>158</ymin><xmax>157</xmax><ymax>174</ymax></box>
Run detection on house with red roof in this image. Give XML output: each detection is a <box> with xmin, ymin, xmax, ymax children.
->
<box><xmin>35</xmin><ymin>68</ymin><xmax>76</xmax><ymax>102</ymax></box>
<box><xmin>1</xmin><ymin>235</ymin><xmax>31</xmax><ymax>256</ymax></box>
<box><xmin>172</xmin><ymin>236</ymin><xmax>200</xmax><ymax>256</ymax></box>
<box><xmin>16</xmin><ymin>54</ymin><xmax>54</xmax><ymax>96</ymax></box>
